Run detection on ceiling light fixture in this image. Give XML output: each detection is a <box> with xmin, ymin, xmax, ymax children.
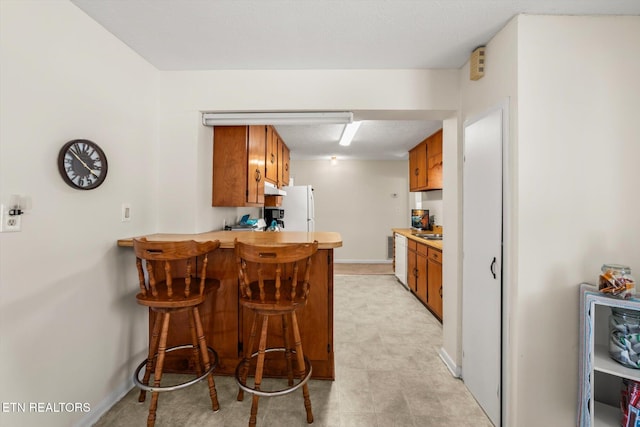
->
<box><xmin>338</xmin><ymin>121</ymin><xmax>361</xmax><ymax>146</ymax></box>
<box><xmin>202</xmin><ymin>111</ymin><xmax>353</xmax><ymax>126</ymax></box>
<box><xmin>330</xmin><ymin>156</ymin><xmax>337</xmax><ymax>165</ymax></box>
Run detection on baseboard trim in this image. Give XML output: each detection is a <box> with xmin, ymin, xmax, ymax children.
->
<box><xmin>438</xmin><ymin>347</ymin><xmax>461</xmax><ymax>378</ymax></box>
<box><xmin>74</xmin><ymin>377</ymin><xmax>134</xmax><ymax>427</ymax></box>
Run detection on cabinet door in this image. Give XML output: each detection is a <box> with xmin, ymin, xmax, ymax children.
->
<box><xmin>247</xmin><ymin>125</ymin><xmax>266</xmax><ymax>205</ymax></box>
<box><xmin>265</xmin><ymin>126</ymin><xmax>278</xmax><ymax>184</ymax></box>
<box><xmin>407</xmin><ymin>247</ymin><xmax>417</xmax><ymax>293</ymax></box>
<box><xmin>417</xmin><ymin>252</ymin><xmax>428</xmax><ymax>304</ymax></box>
<box><xmin>427</xmin><ymin>251</ymin><xmax>443</xmax><ymax>320</ymax></box>
<box><xmin>414</xmin><ymin>242</ymin><xmax>428</xmax><ymax>304</ymax></box>
<box><xmin>212</xmin><ymin>126</ymin><xmax>250</xmax><ymax>207</ymax></box>
<box><xmin>426</xmin><ymin>129</ymin><xmax>443</xmax><ymax>190</ymax></box>
<box><xmin>409</xmin><ymin>141</ymin><xmax>428</xmax><ymax>191</ymax></box>
<box><xmin>281</xmin><ymin>140</ymin><xmax>290</xmax><ymax>187</ymax></box>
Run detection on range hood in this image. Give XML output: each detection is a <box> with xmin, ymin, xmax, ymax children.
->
<box><xmin>264</xmin><ymin>182</ymin><xmax>287</xmax><ymax>196</ymax></box>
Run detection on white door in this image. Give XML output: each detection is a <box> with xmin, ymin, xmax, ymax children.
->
<box><xmin>462</xmin><ymin>106</ymin><xmax>504</xmax><ymax>426</ymax></box>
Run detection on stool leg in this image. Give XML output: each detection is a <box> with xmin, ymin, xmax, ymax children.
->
<box><xmin>139</xmin><ymin>310</ymin><xmax>163</xmax><ymax>403</ymax></box>
<box><xmin>249</xmin><ymin>315</ymin><xmax>269</xmax><ymax>427</ymax></box>
<box><xmin>147</xmin><ymin>311</ymin><xmax>171</xmax><ymax>427</ymax></box>
<box><xmin>291</xmin><ymin>311</ymin><xmax>313</xmax><ymax>424</ymax></box>
<box><xmin>188</xmin><ymin>309</ymin><xmax>203</xmax><ymax>376</ymax></box>
<box><xmin>282</xmin><ymin>314</ymin><xmax>294</xmax><ymax>386</ymax></box>
<box><xmin>237</xmin><ymin>311</ymin><xmax>259</xmax><ymax>401</ymax></box>
<box><xmin>193</xmin><ymin>306</ymin><xmax>220</xmax><ymax>411</ymax></box>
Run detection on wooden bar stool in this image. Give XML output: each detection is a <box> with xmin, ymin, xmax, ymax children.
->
<box><xmin>133</xmin><ymin>238</ymin><xmax>221</xmax><ymax>427</ymax></box>
<box><xmin>234</xmin><ymin>240</ymin><xmax>319</xmax><ymax>427</ymax></box>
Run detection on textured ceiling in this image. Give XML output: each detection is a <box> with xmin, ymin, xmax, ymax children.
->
<box><xmin>70</xmin><ymin>0</ymin><xmax>640</xmax><ymax>159</ymax></box>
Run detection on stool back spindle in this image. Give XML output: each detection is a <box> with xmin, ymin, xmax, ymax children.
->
<box><xmin>134</xmin><ymin>238</ymin><xmax>219</xmax><ymax>303</ymax></box>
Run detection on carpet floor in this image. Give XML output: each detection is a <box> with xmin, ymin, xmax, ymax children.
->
<box><xmin>94</xmin><ymin>274</ymin><xmax>491</xmax><ymax>427</ymax></box>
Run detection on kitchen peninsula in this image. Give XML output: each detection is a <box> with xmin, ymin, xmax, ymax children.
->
<box><xmin>118</xmin><ymin>231</ymin><xmax>342</xmax><ymax>379</ymax></box>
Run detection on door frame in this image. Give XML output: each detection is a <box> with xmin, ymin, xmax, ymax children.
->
<box><xmin>462</xmin><ymin>98</ymin><xmax>511</xmax><ymax>426</ymax></box>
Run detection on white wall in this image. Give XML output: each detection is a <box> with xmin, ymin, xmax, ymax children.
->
<box><xmin>290</xmin><ymin>159</ymin><xmax>409</xmax><ymax>261</ymax></box>
<box><xmin>0</xmin><ymin>1</ymin><xmax>158</xmax><ymax>426</ymax></box>
<box><xmin>459</xmin><ymin>15</ymin><xmax>640</xmax><ymax>426</ymax></box>
<box><xmin>513</xmin><ymin>15</ymin><xmax>640</xmax><ymax>426</ymax></box>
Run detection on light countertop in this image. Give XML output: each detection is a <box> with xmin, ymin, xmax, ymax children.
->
<box><xmin>392</xmin><ymin>228</ymin><xmax>443</xmax><ymax>251</ymax></box>
<box><xmin>117</xmin><ymin>230</ymin><xmax>343</xmax><ymax>249</ymax></box>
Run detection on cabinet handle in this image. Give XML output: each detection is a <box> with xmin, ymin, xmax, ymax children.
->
<box><xmin>439</xmin><ymin>286</ymin><xmax>442</xmax><ymax>298</ymax></box>
<box><xmin>271</xmin><ymin>153</ymin><xmax>275</xmax><ymax>164</ymax></box>
<box><xmin>255</xmin><ymin>169</ymin><xmax>262</xmax><ymax>182</ymax></box>
<box><xmin>414</xmin><ymin>168</ymin><xmax>419</xmax><ymax>176</ymax></box>
<box><xmin>490</xmin><ymin>257</ymin><xmax>497</xmax><ymax>279</ymax></box>
<box><xmin>285</xmin><ymin>163</ymin><xmax>289</xmax><ymax>171</ymax></box>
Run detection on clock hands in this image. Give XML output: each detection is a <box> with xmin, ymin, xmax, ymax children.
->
<box><xmin>69</xmin><ymin>148</ymin><xmax>99</xmax><ymax>178</ymax></box>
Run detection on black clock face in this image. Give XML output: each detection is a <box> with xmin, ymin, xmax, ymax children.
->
<box><xmin>58</xmin><ymin>139</ymin><xmax>108</xmax><ymax>190</ymax></box>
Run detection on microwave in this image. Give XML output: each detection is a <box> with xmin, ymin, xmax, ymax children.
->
<box><xmin>411</xmin><ymin>209</ymin><xmax>430</xmax><ymax>230</ymax></box>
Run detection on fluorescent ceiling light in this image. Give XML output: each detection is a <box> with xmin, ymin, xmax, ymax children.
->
<box><xmin>202</xmin><ymin>111</ymin><xmax>353</xmax><ymax>126</ymax></box>
<box><xmin>339</xmin><ymin>121</ymin><xmax>362</xmax><ymax>146</ymax></box>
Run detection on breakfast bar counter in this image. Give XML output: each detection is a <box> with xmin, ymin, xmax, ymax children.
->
<box><xmin>118</xmin><ymin>231</ymin><xmax>342</xmax><ymax>380</ymax></box>
<box><xmin>117</xmin><ymin>230</ymin><xmax>342</xmax><ymax>249</ymax></box>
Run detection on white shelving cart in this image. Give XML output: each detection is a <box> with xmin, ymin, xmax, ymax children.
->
<box><xmin>579</xmin><ymin>283</ymin><xmax>640</xmax><ymax>426</ymax></box>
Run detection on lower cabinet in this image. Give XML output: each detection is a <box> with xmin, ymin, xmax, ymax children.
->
<box><xmin>407</xmin><ymin>238</ymin><xmax>442</xmax><ymax>321</ymax></box>
<box><xmin>407</xmin><ymin>240</ymin><xmax>426</xmax><ymax>302</ymax></box>
<box><xmin>427</xmin><ymin>247</ymin><xmax>443</xmax><ymax>320</ymax></box>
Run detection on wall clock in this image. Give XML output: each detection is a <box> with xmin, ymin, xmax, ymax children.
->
<box><xmin>57</xmin><ymin>139</ymin><xmax>108</xmax><ymax>190</ymax></box>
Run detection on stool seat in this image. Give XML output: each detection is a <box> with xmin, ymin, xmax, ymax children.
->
<box><xmin>132</xmin><ymin>238</ymin><xmax>221</xmax><ymax>427</ymax></box>
<box><xmin>234</xmin><ymin>239</ymin><xmax>319</xmax><ymax>427</ymax></box>
<box><xmin>136</xmin><ymin>278</ymin><xmax>218</xmax><ymax>309</ymax></box>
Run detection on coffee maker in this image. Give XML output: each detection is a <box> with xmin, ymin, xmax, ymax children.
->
<box><xmin>411</xmin><ymin>209</ymin><xmax>430</xmax><ymax>230</ymax></box>
<box><xmin>264</xmin><ymin>208</ymin><xmax>285</xmax><ymax>229</ymax></box>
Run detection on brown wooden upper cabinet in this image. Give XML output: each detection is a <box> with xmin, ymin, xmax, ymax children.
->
<box><xmin>409</xmin><ymin>129</ymin><xmax>443</xmax><ymax>192</ymax></box>
<box><xmin>265</xmin><ymin>126</ymin><xmax>279</xmax><ymax>185</ymax></box>
<box><xmin>269</xmin><ymin>127</ymin><xmax>290</xmax><ymax>187</ymax></box>
<box><xmin>279</xmin><ymin>137</ymin><xmax>290</xmax><ymax>187</ymax></box>
<box><xmin>213</xmin><ymin>125</ymin><xmax>291</xmax><ymax>207</ymax></box>
<box><xmin>212</xmin><ymin>125</ymin><xmax>266</xmax><ymax>207</ymax></box>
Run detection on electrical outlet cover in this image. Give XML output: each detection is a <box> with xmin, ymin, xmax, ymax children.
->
<box><xmin>0</xmin><ymin>204</ymin><xmax>21</xmax><ymax>232</ymax></box>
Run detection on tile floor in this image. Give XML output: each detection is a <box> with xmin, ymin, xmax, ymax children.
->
<box><xmin>94</xmin><ymin>274</ymin><xmax>492</xmax><ymax>426</ymax></box>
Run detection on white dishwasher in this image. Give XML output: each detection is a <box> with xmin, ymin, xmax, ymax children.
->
<box><xmin>394</xmin><ymin>233</ymin><xmax>408</xmax><ymax>289</ymax></box>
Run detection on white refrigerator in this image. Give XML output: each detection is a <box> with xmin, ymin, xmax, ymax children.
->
<box><xmin>281</xmin><ymin>185</ymin><xmax>315</xmax><ymax>232</ymax></box>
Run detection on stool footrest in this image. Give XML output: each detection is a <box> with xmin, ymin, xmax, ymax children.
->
<box><xmin>234</xmin><ymin>347</ymin><xmax>312</xmax><ymax>397</ymax></box>
<box><xmin>134</xmin><ymin>344</ymin><xmax>218</xmax><ymax>393</ymax></box>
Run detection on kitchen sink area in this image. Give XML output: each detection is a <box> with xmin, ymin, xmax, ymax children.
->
<box><xmin>415</xmin><ymin>233</ymin><xmax>443</xmax><ymax>240</ymax></box>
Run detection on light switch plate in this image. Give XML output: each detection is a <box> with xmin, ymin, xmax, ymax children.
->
<box><xmin>121</xmin><ymin>203</ymin><xmax>131</xmax><ymax>222</ymax></box>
